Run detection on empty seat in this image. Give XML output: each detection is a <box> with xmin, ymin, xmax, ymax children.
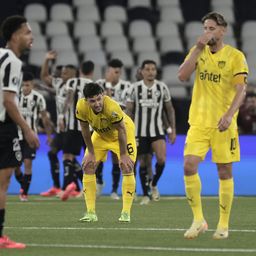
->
<box><xmin>32</xmin><ymin>35</ymin><xmax>48</xmax><ymax>51</ymax></box>
<box><xmin>50</xmin><ymin>35</ymin><xmax>74</xmax><ymax>51</ymax></box>
<box><xmin>73</xmin><ymin>0</ymin><xmax>96</xmax><ymax>7</ymax></box>
<box><xmin>129</xmin><ymin>20</ymin><xmax>152</xmax><ymax>38</ymax></box>
<box><xmin>133</xmin><ymin>36</ymin><xmax>156</xmax><ymax>53</ymax></box>
<box><xmin>104</xmin><ymin>6</ymin><xmax>127</xmax><ymax>22</ymax></box>
<box><xmin>168</xmin><ymin>87</ymin><xmax>188</xmax><ymax>98</ymax></box>
<box><xmin>105</xmin><ymin>35</ymin><xmax>129</xmax><ymax>53</ymax></box>
<box><xmin>109</xmin><ymin>50</ymin><xmax>134</xmax><ymax>68</ymax></box>
<box><xmin>73</xmin><ymin>21</ymin><xmax>97</xmax><ymax>38</ymax></box>
<box><xmin>101</xmin><ymin>21</ymin><xmax>123</xmax><ymax>38</ymax></box>
<box><xmin>241</xmin><ymin>21</ymin><xmax>256</xmax><ymax>40</ymax></box>
<box><xmin>211</xmin><ymin>0</ymin><xmax>233</xmax><ymax>9</ymax></box>
<box><xmin>184</xmin><ymin>21</ymin><xmax>202</xmax><ymax>40</ymax></box>
<box><xmin>49</xmin><ymin>3</ymin><xmax>73</xmax><ymax>22</ymax></box>
<box><xmin>156</xmin><ymin>21</ymin><xmax>180</xmax><ymax>39</ymax></box>
<box><xmin>28</xmin><ymin>50</ymin><xmax>47</xmax><ymax>66</ymax></box>
<box><xmin>159</xmin><ymin>36</ymin><xmax>184</xmax><ymax>53</ymax></box>
<box><xmin>137</xmin><ymin>51</ymin><xmax>160</xmax><ymax>66</ymax></box>
<box><xmin>157</xmin><ymin>0</ymin><xmax>180</xmax><ymax>9</ymax></box>
<box><xmin>242</xmin><ymin>39</ymin><xmax>256</xmax><ymax>54</ymax></box>
<box><xmin>29</xmin><ymin>21</ymin><xmax>42</xmax><ymax>35</ymax></box>
<box><xmin>84</xmin><ymin>50</ymin><xmax>107</xmax><ymax>66</ymax></box>
<box><xmin>160</xmin><ymin>6</ymin><xmax>184</xmax><ymax>23</ymax></box>
<box><xmin>45</xmin><ymin>21</ymin><xmax>69</xmax><ymax>37</ymax></box>
<box><xmin>24</xmin><ymin>3</ymin><xmax>47</xmax><ymax>22</ymax></box>
<box><xmin>128</xmin><ymin>0</ymin><xmax>151</xmax><ymax>8</ymax></box>
<box><xmin>211</xmin><ymin>7</ymin><xmax>235</xmax><ymax>24</ymax></box>
<box><xmin>56</xmin><ymin>50</ymin><xmax>79</xmax><ymax>66</ymax></box>
<box><xmin>76</xmin><ymin>5</ymin><xmax>100</xmax><ymax>22</ymax></box>
<box><xmin>78</xmin><ymin>35</ymin><xmax>102</xmax><ymax>54</ymax></box>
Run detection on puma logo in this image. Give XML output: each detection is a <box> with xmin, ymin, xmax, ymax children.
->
<box><xmin>127</xmin><ymin>191</ymin><xmax>133</xmax><ymax>196</ymax></box>
<box><xmin>187</xmin><ymin>197</ymin><xmax>193</xmax><ymax>203</ymax></box>
<box><xmin>220</xmin><ymin>204</ymin><xmax>226</xmax><ymax>211</ymax></box>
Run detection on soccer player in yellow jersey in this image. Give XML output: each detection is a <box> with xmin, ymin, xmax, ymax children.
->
<box><xmin>76</xmin><ymin>82</ymin><xmax>136</xmax><ymax>222</ymax></box>
<box><xmin>178</xmin><ymin>12</ymin><xmax>248</xmax><ymax>239</ymax></box>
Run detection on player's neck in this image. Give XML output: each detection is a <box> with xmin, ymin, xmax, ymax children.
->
<box><xmin>143</xmin><ymin>79</ymin><xmax>154</xmax><ymax>87</ymax></box>
<box><xmin>5</xmin><ymin>42</ymin><xmax>21</xmax><ymax>57</ymax></box>
<box><xmin>209</xmin><ymin>42</ymin><xmax>225</xmax><ymax>54</ymax></box>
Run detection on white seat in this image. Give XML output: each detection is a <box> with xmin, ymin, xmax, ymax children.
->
<box><xmin>28</xmin><ymin>50</ymin><xmax>47</xmax><ymax>66</ymax></box>
<box><xmin>24</xmin><ymin>3</ymin><xmax>47</xmax><ymax>22</ymax></box>
<box><xmin>157</xmin><ymin>0</ymin><xmax>180</xmax><ymax>9</ymax></box>
<box><xmin>49</xmin><ymin>3</ymin><xmax>73</xmax><ymax>22</ymax></box>
<box><xmin>184</xmin><ymin>21</ymin><xmax>202</xmax><ymax>40</ymax></box>
<box><xmin>211</xmin><ymin>7</ymin><xmax>235</xmax><ymax>24</ymax></box>
<box><xmin>168</xmin><ymin>87</ymin><xmax>188</xmax><ymax>98</ymax></box>
<box><xmin>50</xmin><ymin>35</ymin><xmax>74</xmax><ymax>51</ymax></box>
<box><xmin>76</xmin><ymin>5</ymin><xmax>100</xmax><ymax>22</ymax></box>
<box><xmin>32</xmin><ymin>35</ymin><xmax>48</xmax><ymax>51</ymax></box>
<box><xmin>159</xmin><ymin>36</ymin><xmax>183</xmax><ymax>53</ymax></box>
<box><xmin>133</xmin><ymin>36</ymin><xmax>156</xmax><ymax>53</ymax></box>
<box><xmin>84</xmin><ymin>50</ymin><xmax>107</xmax><ymax>66</ymax></box>
<box><xmin>129</xmin><ymin>20</ymin><xmax>152</xmax><ymax>38</ymax></box>
<box><xmin>160</xmin><ymin>6</ymin><xmax>183</xmax><ymax>23</ymax></box>
<box><xmin>29</xmin><ymin>21</ymin><xmax>42</xmax><ymax>35</ymax></box>
<box><xmin>45</xmin><ymin>21</ymin><xmax>69</xmax><ymax>37</ymax></box>
<box><xmin>211</xmin><ymin>0</ymin><xmax>233</xmax><ymax>9</ymax></box>
<box><xmin>156</xmin><ymin>21</ymin><xmax>180</xmax><ymax>39</ymax></box>
<box><xmin>137</xmin><ymin>51</ymin><xmax>160</xmax><ymax>66</ymax></box>
<box><xmin>101</xmin><ymin>21</ymin><xmax>123</xmax><ymax>38</ymax></box>
<box><xmin>105</xmin><ymin>35</ymin><xmax>129</xmax><ymax>53</ymax></box>
<box><xmin>104</xmin><ymin>6</ymin><xmax>127</xmax><ymax>22</ymax></box>
<box><xmin>128</xmin><ymin>0</ymin><xmax>151</xmax><ymax>8</ymax></box>
<box><xmin>73</xmin><ymin>0</ymin><xmax>96</xmax><ymax>7</ymax></box>
<box><xmin>73</xmin><ymin>21</ymin><xmax>97</xmax><ymax>38</ymax></box>
<box><xmin>242</xmin><ymin>39</ymin><xmax>256</xmax><ymax>54</ymax></box>
<box><xmin>241</xmin><ymin>21</ymin><xmax>256</xmax><ymax>40</ymax></box>
<box><xmin>56</xmin><ymin>50</ymin><xmax>79</xmax><ymax>66</ymax></box>
<box><xmin>78</xmin><ymin>35</ymin><xmax>102</xmax><ymax>54</ymax></box>
<box><xmin>224</xmin><ymin>36</ymin><xmax>237</xmax><ymax>47</ymax></box>
<box><xmin>109</xmin><ymin>50</ymin><xmax>134</xmax><ymax>68</ymax></box>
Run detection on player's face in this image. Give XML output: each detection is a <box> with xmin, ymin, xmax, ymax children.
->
<box><xmin>16</xmin><ymin>23</ymin><xmax>33</xmax><ymax>53</ymax></box>
<box><xmin>106</xmin><ymin>67</ymin><xmax>121</xmax><ymax>85</ymax></box>
<box><xmin>61</xmin><ymin>67</ymin><xmax>76</xmax><ymax>82</ymax></box>
<box><xmin>22</xmin><ymin>80</ymin><xmax>33</xmax><ymax>95</ymax></box>
<box><xmin>87</xmin><ymin>93</ymin><xmax>104</xmax><ymax>113</ymax></box>
<box><xmin>141</xmin><ymin>63</ymin><xmax>157</xmax><ymax>82</ymax></box>
<box><xmin>203</xmin><ymin>19</ymin><xmax>226</xmax><ymax>46</ymax></box>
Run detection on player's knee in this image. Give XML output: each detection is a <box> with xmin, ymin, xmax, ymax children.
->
<box><xmin>184</xmin><ymin>158</ymin><xmax>198</xmax><ymax>175</ymax></box>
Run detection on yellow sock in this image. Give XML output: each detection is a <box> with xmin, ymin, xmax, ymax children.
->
<box><xmin>122</xmin><ymin>174</ymin><xmax>136</xmax><ymax>215</ymax></box>
<box><xmin>218</xmin><ymin>178</ymin><xmax>234</xmax><ymax>229</ymax></box>
<box><xmin>82</xmin><ymin>174</ymin><xmax>96</xmax><ymax>213</ymax></box>
<box><xmin>184</xmin><ymin>173</ymin><xmax>204</xmax><ymax>221</ymax></box>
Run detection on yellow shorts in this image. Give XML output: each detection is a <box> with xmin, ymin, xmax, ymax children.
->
<box><xmin>85</xmin><ymin>120</ymin><xmax>137</xmax><ymax>163</ymax></box>
<box><xmin>184</xmin><ymin>126</ymin><xmax>240</xmax><ymax>163</ymax></box>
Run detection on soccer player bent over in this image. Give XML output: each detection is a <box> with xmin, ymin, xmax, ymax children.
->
<box><xmin>76</xmin><ymin>83</ymin><xmax>136</xmax><ymax>222</ymax></box>
<box><xmin>178</xmin><ymin>12</ymin><xmax>248</xmax><ymax>239</ymax></box>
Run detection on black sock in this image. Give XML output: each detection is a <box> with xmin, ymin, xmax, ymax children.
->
<box><xmin>0</xmin><ymin>209</ymin><xmax>5</xmax><ymax>237</ymax></box>
<box><xmin>15</xmin><ymin>172</ymin><xmax>24</xmax><ymax>186</ymax></box>
<box><xmin>21</xmin><ymin>174</ymin><xmax>32</xmax><ymax>195</ymax></box>
<box><xmin>112</xmin><ymin>163</ymin><xmax>121</xmax><ymax>193</ymax></box>
<box><xmin>62</xmin><ymin>160</ymin><xmax>74</xmax><ymax>190</ymax></box>
<box><xmin>96</xmin><ymin>162</ymin><xmax>104</xmax><ymax>185</ymax></box>
<box><xmin>152</xmin><ymin>162</ymin><xmax>165</xmax><ymax>187</ymax></box>
<box><xmin>139</xmin><ymin>166</ymin><xmax>151</xmax><ymax>197</ymax></box>
<box><xmin>48</xmin><ymin>151</ymin><xmax>60</xmax><ymax>188</ymax></box>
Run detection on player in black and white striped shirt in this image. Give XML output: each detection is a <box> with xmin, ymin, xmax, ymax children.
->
<box><xmin>96</xmin><ymin>59</ymin><xmax>131</xmax><ymax>200</ymax></box>
<box><xmin>14</xmin><ymin>72</ymin><xmax>52</xmax><ymax>201</ymax></box>
<box><xmin>126</xmin><ymin>60</ymin><xmax>176</xmax><ymax>205</ymax></box>
<box><xmin>0</xmin><ymin>15</ymin><xmax>39</xmax><ymax>249</ymax></box>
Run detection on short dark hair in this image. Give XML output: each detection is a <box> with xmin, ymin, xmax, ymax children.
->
<box><xmin>23</xmin><ymin>72</ymin><xmax>34</xmax><ymax>81</ymax></box>
<box><xmin>81</xmin><ymin>60</ymin><xmax>94</xmax><ymax>75</ymax></box>
<box><xmin>0</xmin><ymin>15</ymin><xmax>27</xmax><ymax>41</ymax></box>
<box><xmin>141</xmin><ymin>59</ymin><xmax>157</xmax><ymax>69</ymax></box>
<box><xmin>202</xmin><ymin>12</ymin><xmax>228</xmax><ymax>27</ymax></box>
<box><xmin>83</xmin><ymin>82</ymin><xmax>103</xmax><ymax>98</ymax></box>
<box><xmin>108</xmin><ymin>58</ymin><xmax>123</xmax><ymax>68</ymax></box>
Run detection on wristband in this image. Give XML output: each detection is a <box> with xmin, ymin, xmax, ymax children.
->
<box><xmin>166</xmin><ymin>127</ymin><xmax>172</xmax><ymax>134</ymax></box>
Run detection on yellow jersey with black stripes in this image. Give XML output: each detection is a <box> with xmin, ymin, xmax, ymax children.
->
<box><xmin>186</xmin><ymin>44</ymin><xmax>248</xmax><ymax>128</ymax></box>
<box><xmin>76</xmin><ymin>95</ymin><xmax>134</xmax><ymax>141</ymax></box>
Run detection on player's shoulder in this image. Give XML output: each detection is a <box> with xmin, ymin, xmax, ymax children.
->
<box><xmin>31</xmin><ymin>89</ymin><xmax>44</xmax><ymax>98</ymax></box>
<box><xmin>0</xmin><ymin>48</ymin><xmax>21</xmax><ymax>65</ymax></box>
<box><xmin>224</xmin><ymin>44</ymin><xmax>245</xmax><ymax>57</ymax></box>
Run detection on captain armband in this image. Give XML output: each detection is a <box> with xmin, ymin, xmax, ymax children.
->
<box><xmin>232</xmin><ymin>73</ymin><xmax>248</xmax><ymax>86</ymax></box>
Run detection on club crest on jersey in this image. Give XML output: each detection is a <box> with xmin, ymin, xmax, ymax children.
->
<box><xmin>12</xmin><ymin>76</ymin><xmax>20</xmax><ymax>85</ymax></box>
<box><xmin>111</xmin><ymin>111</ymin><xmax>118</xmax><ymax>118</ymax></box>
<box><xmin>154</xmin><ymin>90</ymin><xmax>161</xmax><ymax>98</ymax></box>
<box><xmin>218</xmin><ymin>61</ymin><xmax>226</xmax><ymax>69</ymax></box>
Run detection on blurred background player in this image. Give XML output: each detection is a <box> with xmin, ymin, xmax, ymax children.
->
<box><xmin>126</xmin><ymin>60</ymin><xmax>176</xmax><ymax>205</ymax></box>
<box><xmin>14</xmin><ymin>72</ymin><xmax>52</xmax><ymax>201</ymax></box>
<box><xmin>96</xmin><ymin>59</ymin><xmax>131</xmax><ymax>200</ymax></box>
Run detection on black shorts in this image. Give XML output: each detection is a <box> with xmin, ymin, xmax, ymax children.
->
<box><xmin>50</xmin><ymin>132</ymin><xmax>64</xmax><ymax>153</ymax></box>
<box><xmin>20</xmin><ymin>140</ymin><xmax>36</xmax><ymax>160</ymax></box>
<box><xmin>136</xmin><ymin>135</ymin><xmax>165</xmax><ymax>155</ymax></box>
<box><xmin>0</xmin><ymin>122</ymin><xmax>22</xmax><ymax>169</ymax></box>
<box><xmin>63</xmin><ymin>130</ymin><xmax>84</xmax><ymax>155</ymax></box>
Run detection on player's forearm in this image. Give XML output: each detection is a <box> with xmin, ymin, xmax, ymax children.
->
<box><xmin>178</xmin><ymin>47</ymin><xmax>201</xmax><ymax>81</ymax></box>
<box><xmin>40</xmin><ymin>59</ymin><xmax>51</xmax><ymax>85</ymax></box>
<box><xmin>117</xmin><ymin>125</ymin><xmax>128</xmax><ymax>156</ymax></box>
<box><xmin>164</xmin><ymin>102</ymin><xmax>176</xmax><ymax>130</ymax></box>
<box><xmin>80</xmin><ymin>121</ymin><xmax>94</xmax><ymax>154</ymax></box>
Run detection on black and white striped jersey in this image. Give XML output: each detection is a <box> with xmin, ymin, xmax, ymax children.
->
<box><xmin>96</xmin><ymin>78</ymin><xmax>131</xmax><ymax>108</ymax></box>
<box><xmin>0</xmin><ymin>48</ymin><xmax>23</xmax><ymax>124</ymax></box>
<box><xmin>66</xmin><ymin>77</ymin><xmax>93</xmax><ymax>131</ymax></box>
<box><xmin>127</xmin><ymin>79</ymin><xmax>171</xmax><ymax>137</ymax></box>
<box><xmin>18</xmin><ymin>89</ymin><xmax>46</xmax><ymax>138</ymax></box>
<box><xmin>52</xmin><ymin>77</ymin><xmax>67</xmax><ymax>133</ymax></box>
